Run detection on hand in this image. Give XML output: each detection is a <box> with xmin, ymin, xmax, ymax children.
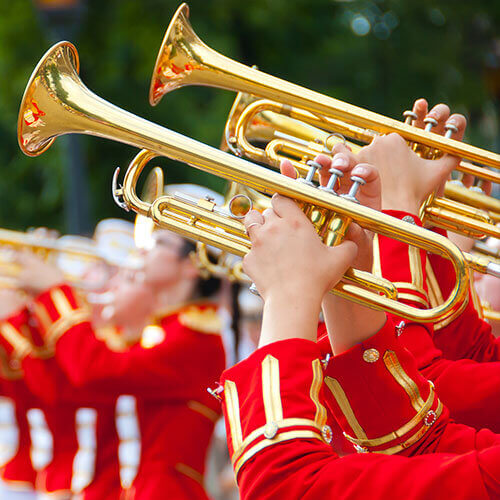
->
<box><xmin>409</xmin><ymin>99</ymin><xmax>477</xmax><ymax>195</ymax></box>
<box><xmin>352</xmin><ymin>99</ymin><xmax>466</xmax><ymax>214</ymax></box>
<box><xmin>15</xmin><ymin>251</ymin><xmax>65</xmax><ymax>296</ymax></box>
<box><xmin>0</xmin><ymin>289</ymin><xmax>28</xmax><ymax>319</ymax></box>
<box><xmin>243</xmin><ymin>195</ymin><xmax>357</xmax><ymax>303</ymax></box>
<box><xmin>281</xmin><ymin>153</ymin><xmax>380</xmax><ymax>272</ymax></box>
<box><xmin>243</xmin><ymin>195</ymin><xmax>358</xmax><ymax>347</ymax></box>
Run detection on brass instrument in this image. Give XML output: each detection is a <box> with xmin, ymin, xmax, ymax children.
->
<box><xmin>0</xmin><ymin>228</ymin><xmax>108</xmax><ymax>289</ymax></box>
<box><xmin>149</xmin><ymin>4</ymin><xmax>500</xmax><ymax>241</ymax></box>
<box><xmin>193</xmin><ymin>182</ymin><xmax>271</xmax><ymax>282</ymax></box>
<box><xmin>482</xmin><ymin>302</ymin><xmax>500</xmax><ymax>323</ymax></box>
<box><xmin>19</xmin><ymin>40</ymin><xmax>488</xmax><ymax>322</ymax></box>
<box><xmin>226</xmin><ymin>94</ymin><xmax>500</xmax><ymax>242</ymax></box>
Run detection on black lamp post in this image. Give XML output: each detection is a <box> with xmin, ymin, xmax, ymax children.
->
<box><xmin>33</xmin><ymin>0</ymin><xmax>92</xmax><ymax>235</ymax></box>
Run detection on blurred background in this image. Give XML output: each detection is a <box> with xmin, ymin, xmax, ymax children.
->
<box><xmin>1</xmin><ymin>0</ymin><xmax>500</xmax><ymax>234</ymax></box>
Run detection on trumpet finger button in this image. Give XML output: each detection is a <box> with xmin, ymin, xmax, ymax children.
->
<box><xmin>403</xmin><ymin>110</ymin><xmax>418</xmax><ymax>125</ymax></box>
<box><xmin>423</xmin><ymin>117</ymin><xmax>438</xmax><ymax>132</ymax></box>
<box><xmin>444</xmin><ymin>123</ymin><xmax>458</xmax><ymax>138</ymax></box>
<box><xmin>319</xmin><ymin>167</ymin><xmax>344</xmax><ymax>194</ymax></box>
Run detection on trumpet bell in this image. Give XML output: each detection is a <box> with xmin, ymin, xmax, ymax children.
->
<box><xmin>18</xmin><ymin>41</ymin><xmax>80</xmax><ymax>157</ymax></box>
<box><xmin>149</xmin><ymin>2</ymin><xmax>205</xmax><ymax>105</ymax></box>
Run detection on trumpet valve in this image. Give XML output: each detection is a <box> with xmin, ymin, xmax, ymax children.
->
<box><xmin>403</xmin><ymin>110</ymin><xmax>418</xmax><ymax>125</ymax></box>
<box><xmin>341</xmin><ymin>175</ymin><xmax>366</xmax><ymax>204</ymax></box>
<box><xmin>319</xmin><ymin>167</ymin><xmax>343</xmax><ymax>194</ymax></box>
<box><xmin>424</xmin><ymin>117</ymin><xmax>438</xmax><ymax>132</ymax></box>
<box><xmin>298</xmin><ymin>160</ymin><xmax>321</xmax><ymax>186</ymax></box>
<box><xmin>444</xmin><ymin>122</ymin><xmax>459</xmax><ymax>139</ymax></box>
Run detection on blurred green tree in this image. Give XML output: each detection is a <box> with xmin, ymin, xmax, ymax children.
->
<box><xmin>1</xmin><ymin>0</ymin><xmax>499</xmax><ymax>233</ymax></box>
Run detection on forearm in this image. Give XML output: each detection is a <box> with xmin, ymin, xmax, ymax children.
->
<box><xmin>321</xmin><ymin>293</ymin><xmax>386</xmax><ymax>354</ymax></box>
<box><xmin>259</xmin><ymin>291</ymin><xmax>322</xmax><ymax>347</ymax></box>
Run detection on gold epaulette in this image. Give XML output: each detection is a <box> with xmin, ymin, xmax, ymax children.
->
<box><xmin>178</xmin><ymin>305</ymin><xmax>222</xmax><ymax>335</ymax></box>
<box><xmin>95</xmin><ymin>326</ymin><xmax>129</xmax><ymax>352</ymax></box>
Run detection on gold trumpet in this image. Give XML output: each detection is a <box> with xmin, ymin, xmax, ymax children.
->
<box><xmin>19</xmin><ymin>40</ymin><xmax>482</xmax><ymax>322</ymax></box>
<box><xmin>192</xmin><ymin>182</ymin><xmax>271</xmax><ymax>283</ymax></box>
<box><xmin>225</xmin><ymin>94</ymin><xmax>500</xmax><ymax>241</ymax></box>
<box><xmin>0</xmin><ymin>228</ymin><xmax>115</xmax><ymax>290</ymax></box>
<box><xmin>149</xmin><ymin>3</ymin><xmax>500</xmax><ymax>241</ymax></box>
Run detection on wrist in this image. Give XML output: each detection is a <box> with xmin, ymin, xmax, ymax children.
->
<box><xmin>381</xmin><ymin>196</ymin><xmax>420</xmax><ymax>214</ymax></box>
<box><xmin>322</xmin><ymin>294</ymin><xmax>386</xmax><ymax>354</ymax></box>
<box><xmin>259</xmin><ymin>290</ymin><xmax>322</xmax><ymax>348</ymax></box>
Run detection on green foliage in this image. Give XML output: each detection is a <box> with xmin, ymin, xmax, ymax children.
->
<box><xmin>1</xmin><ymin>0</ymin><xmax>499</xmax><ymax>233</ymax></box>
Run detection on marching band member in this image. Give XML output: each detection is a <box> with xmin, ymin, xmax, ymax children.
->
<box><xmin>0</xmin><ymin>292</ymin><xmax>37</xmax><ymax>500</ymax></box>
<box><xmin>218</xmin><ymin>159</ymin><xmax>500</xmax><ymax>499</ymax></box>
<box><xmin>15</xmin><ymin>187</ymin><xmax>226</xmax><ymax>499</ymax></box>
<box><xmin>309</xmin><ymin>103</ymin><xmax>500</xmax><ymax>435</ymax></box>
<box><xmin>0</xmin><ymin>220</ymin><xmax>144</xmax><ymax>500</ymax></box>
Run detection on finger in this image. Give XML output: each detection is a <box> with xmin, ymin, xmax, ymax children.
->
<box><xmin>426</xmin><ymin>154</ymin><xmax>460</xmax><ymax>189</ymax></box>
<box><xmin>462</xmin><ymin>173</ymin><xmax>474</xmax><ymax>188</ymax></box>
<box><xmin>445</xmin><ymin>113</ymin><xmax>467</xmax><ymax>141</ymax></box>
<box><xmin>262</xmin><ymin>207</ymin><xmax>280</xmax><ymax>222</ymax></box>
<box><xmin>481</xmin><ymin>180</ymin><xmax>492</xmax><ymax>196</ymax></box>
<box><xmin>244</xmin><ymin>210</ymin><xmax>265</xmax><ymax>239</ymax></box>
<box><xmin>425</xmin><ymin>103</ymin><xmax>451</xmax><ymax>135</ymax></box>
<box><xmin>315</xmin><ymin>153</ymin><xmax>351</xmax><ymax>189</ymax></box>
<box><xmin>343</xmin><ymin>222</ymin><xmax>366</xmax><ymax>247</ymax></box>
<box><xmin>412</xmin><ymin>98</ymin><xmax>428</xmax><ymax>128</ymax></box>
<box><xmin>270</xmin><ymin>193</ymin><xmax>303</xmax><ymax>219</ymax></box>
<box><xmin>349</xmin><ymin>163</ymin><xmax>381</xmax><ymax>210</ymax></box>
<box><xmin>279</xmin><ymin>159</ymin><xmax>298</xmax><ymax>180</ymax></box>
<box><xmin>325</xmin><ymin>240</ymin><xmax>358</xmax><ymax>283</ymax></box>
<box><xmin>324</xmin><ymin>148</ymin><xmax>359</xmax><ymax>193</ymax></box>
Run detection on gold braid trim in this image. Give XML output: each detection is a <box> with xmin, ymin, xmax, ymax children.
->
<box><xmin>344</xmin><ymin>385</ymin><xmax>436</xmax><ymax>448</ymax></box>
<box><xmin>45</xmin><ymin>309</ymin><xmax>91</xmax><ymax>346</ymax></box>
<box><xmin>231</xmin><ymin>417</ymin><xmax>324</xmax><ymax>465</ymax></box>
<box><xmin>233</xmin><ymin>430</ymin><xmax>323</xmax><ymax>478</ymax></box>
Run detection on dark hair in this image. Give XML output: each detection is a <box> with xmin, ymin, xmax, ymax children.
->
<box><xmin>179</xmin><ymin>239</ymin><xmax>222</xmax><ymax>298</ymax></box>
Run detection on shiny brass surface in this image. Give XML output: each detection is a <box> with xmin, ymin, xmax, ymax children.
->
<box><xmin>150</xmin><ymin>3</ymin><xmax>500</xmax><ymax>170</ymax></box>
<box><xmin>230</xmin><ymin>96</ymin><xmax>500</xmax><ymax>241</ymax></box>
<box><xmin>150</xmin><ymin>5</ymin><xmax>499</xmax><ymax>241</ymax></box>
<box><xmin>482</xmin><ymin>302</ymin><xmax>500</xmax><ymax>322</ymax></box>
<box><xmin>0</xmin><ymin>228</ymin><xmax>112</xmax><ymax>289</ymax></box>
<box><xmin>18</xmin><ymin>41</ymin><xmax>471</xmax><ymax>322</ymax></box>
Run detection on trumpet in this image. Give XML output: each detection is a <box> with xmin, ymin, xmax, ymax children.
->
<box><xmin>0</xmin><ymin>228</ymin><xmax>115</xmax><ymax>290</ymax></box>
<box><xmin>224</xmin><ymin>93</ymin><xmax>500</xmax><ymax>242</ymax></box>
<box><xmin>19</xmin><ymin>40</ymin><xmax>488</xmax><ymax>322</ymax></box>
<box><xmin>149</xmin><ymin>3</ymin><xmax>500</xmax><ymax>241</ymax></box>
<box><xmin>192</xmin><ymin>182</ymin><xmax>271</xmax><ymax>282</ymax></box>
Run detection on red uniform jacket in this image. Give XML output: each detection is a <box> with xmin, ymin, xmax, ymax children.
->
<box><xmin>374</xmin><ymin>210</ymin><xmax>500</xmax><ymax>432</ymax></box>
<box><xmin>220</xmin><ymin>320</ymin><xmax>500</xmax><ymax>499</ymax></box>
<box><xmin>32</xmin><ymin>284</ymin><xmax>226</xmax><ymax>500</ymax></box>
<box><xmin>0</xmin><ymin>308</ymin><xmax>38</xmax><ymax>493</ymax></box>
<box><xmin>0</xmin><ymin>307</ymin><xmax>122</xmax><ymax>500</ymax></box>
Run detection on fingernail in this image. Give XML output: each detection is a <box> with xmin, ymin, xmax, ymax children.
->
<box><xmin>332</xmin><ymin>155</ymin><xmax>348</xmax><ymax>167</ymax></box>
<box><xmin>352</xmin><ymin>166</ymin><xmax>368</xmax><ymax>177</ymax></box>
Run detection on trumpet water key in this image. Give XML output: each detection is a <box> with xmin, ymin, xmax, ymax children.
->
<box><xmin>19</xmin><ymin>40</ymin><xmax>475</xmax><ymax>322</ymax></box>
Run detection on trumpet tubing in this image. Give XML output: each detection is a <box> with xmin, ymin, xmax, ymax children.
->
<box><xmin>150</xmin><ymin>3</ymin><xmax>500</xmax><ymax>171</ymax></box>
<box><xmin>18</xmin><ymin>41</ymin><xmax>472</xmax><ymax>322</ymax></box>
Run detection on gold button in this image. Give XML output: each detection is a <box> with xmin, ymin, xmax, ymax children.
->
<box><xmin>321</xmin><ymin>425</ymin><xmax>333</xmax><ymax>444</ymax></box>
<box><xmin>264</xmin><ymin>421</ymin><xmax>279</xmax><ymax>439</ymax></box>
<box><xmin>363</xmin><ymin>348</ymin><xmax>379</xmax><ymax>363</ymax></box>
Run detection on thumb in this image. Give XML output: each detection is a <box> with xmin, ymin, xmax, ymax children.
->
<box><xmin>325</xmin><ymin>240</ymin><xmax>358</xmax><ymax>288</ymax></box>
<box><xmin>426</xmin><ymin>154</ymin><xmax>460</xmax><ymax>185</ymax></box>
